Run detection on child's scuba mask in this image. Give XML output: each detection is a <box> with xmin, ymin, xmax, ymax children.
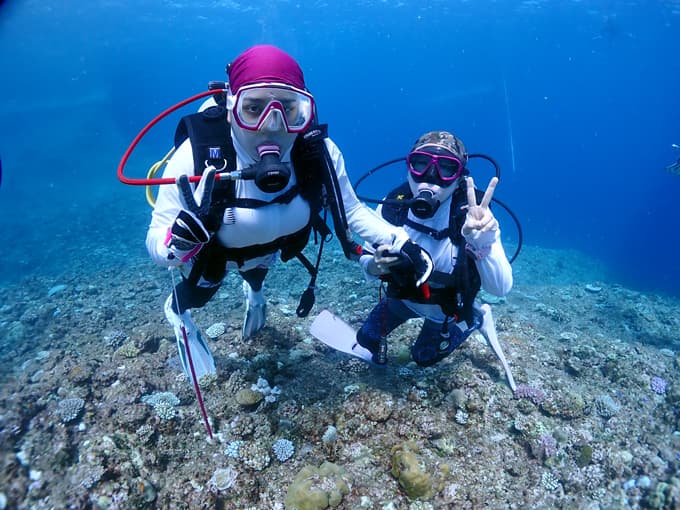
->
<box><xmin>407</xmin><ymin>149</ymin><xmax>465</xmax><ymax>184</ymax></box>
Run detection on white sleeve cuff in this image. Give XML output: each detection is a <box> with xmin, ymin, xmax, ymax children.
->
<box><xmin>389</xmin><ymin>229</ymin><xmax>410</xmax><ymax>252</ymax></box>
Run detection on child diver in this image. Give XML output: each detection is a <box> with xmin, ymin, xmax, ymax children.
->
<box><xmin>356</xmin><ymin>131</ymin><xmax>513</xmax><ymax>368</ymax></box>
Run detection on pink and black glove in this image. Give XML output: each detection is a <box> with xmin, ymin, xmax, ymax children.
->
<box><xmin>165</xmin><ymin>168</ymin><xmax>215</xmax><ymax>262</ymax></box>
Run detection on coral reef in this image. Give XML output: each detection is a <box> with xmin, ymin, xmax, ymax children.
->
<box><xmin>285</xmin><ymin>461</ymin><xmax>351</xmax><ymax>510</ymax></box>
<box><xmin>390</xmin><ymin>441</ymin><xmax>434</xmax><ymax>500</ymax></box>
<box><xmin>272</xmin><ymin>438</ymin><xmax>295</xmax><ymax>462</ymax></box>
<box><xmin>0</xmin><ymin>245</ymin><xmax>679</xmax><ymax>508</ymax></box>
<box><xmin>55</xmin><ymin>397</ymin><xmax>85</xmax><ymax>423</ymax></box>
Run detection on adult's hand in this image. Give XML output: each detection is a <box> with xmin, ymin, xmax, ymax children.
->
<box><xmin>365</xmin><ymin>244</ymin><xmax>401</xmax><ymax>276</ymax></box>
<box><xmin>177</xmin><ymin>167</ymin><xmax>216</xmax><ymax>219</ymax></box>
<box><xmin>166</xmin><ymin>168</ymin><xmax>216</xmax><ymax>262</ymax></box>
<box><xmin>368</xmin><ymin>241</ymin><xmax>433</xmax><ymax>288</ymax></box>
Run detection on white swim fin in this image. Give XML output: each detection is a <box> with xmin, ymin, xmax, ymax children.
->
<box><xmin>242</xmin><ymin>281</ymin><xmax>267</xmax><ymax>339</ymax></box>
<box><xmin>164</xmin><ymin>295</ymin><xmax>216</xmax><ymax>382</ymax></box>
<box><xmin>475</xmin><ymin>303</ymin><xmax>516</xmax><ymax>391</ymax></box>
<box><xmin>310</xmin><ymin>309</ymin><xmax>374</xmax><ymax>363</ymax></box>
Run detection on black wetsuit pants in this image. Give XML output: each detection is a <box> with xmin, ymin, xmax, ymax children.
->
<box><xmin>168</xmin><ymin>267</ymin><xmax>268</xmax><ymax>315</ymax></box>
<box><xmin>356</xmin><ymin>297</ymin><xmax>481</xmax><ymax>367</ymax></box>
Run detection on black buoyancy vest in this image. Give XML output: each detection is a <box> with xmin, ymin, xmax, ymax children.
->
<box><xmin>172</xmin><ymin>105</ymin><xmax>358</xmax><ymax>283</ymax></box>
<box><xmin>380</xmin><ymin>182</ymin><xmax>482</xmax><ymax>324</ymax></box>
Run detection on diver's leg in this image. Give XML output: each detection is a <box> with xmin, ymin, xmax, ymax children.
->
<box><xmin>169</xmin><ymin>279</ymin><xmax>221</xmax><ymax>314</ymax></box>
<box><xmin>165</xmin><ymin>276</ymin><xmax>221</xmax><ymax>381</ymax></box>
<box><xmin>240</xmin><ymin>267</ymin><xmax>269</xmax><ymax>339</ymax></box>
<box><xmin>411</xmin><ymin>318</ymin><xmax>475</xmax><ymax>367</ymax></box>
<box><xmin>665</xmin><ymin>157</ymin><xmax>680</xmax><ymax>175</ymax></box>
<box><xmin>356</xmin><ymin>297</ymin><xmax>412</xmax><ymax>365</ymax></box>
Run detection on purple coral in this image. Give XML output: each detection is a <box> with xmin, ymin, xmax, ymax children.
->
<box><xmin>514</xmin><ymin>384</ymin><xmax>546</xmax><ymax>405</ymax></box>
<box><xmin>539</xmin><ymin>433</ymin><xmax>558</xmax><ymax>458</ymax></box>
<box><xmin>650</xmin><ymin>376</ymin><xmax>667</xmax><ymax>395</ymax></box>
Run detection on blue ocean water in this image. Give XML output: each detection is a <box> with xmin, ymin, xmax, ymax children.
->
<box><xmin>0</xmin><ymin>0</ymin><xmax>679</xmax><ymax>295</ymax></box>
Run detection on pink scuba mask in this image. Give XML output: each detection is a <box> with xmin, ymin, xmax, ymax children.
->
<box><xmin>228</xmin><ymin>83</ymin><xmax>315</xmax><ymax>134</ymax></box>
<box><xmin>406</xmin><ymin>150</ymin><xmax>464</xmax><ymax>183</ymax></box>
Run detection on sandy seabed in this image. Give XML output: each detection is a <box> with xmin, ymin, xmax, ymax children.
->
<box><xmin>0</xmin><ymin>242</ymin><xmax>678</xmax><ymax>510</ymax></box>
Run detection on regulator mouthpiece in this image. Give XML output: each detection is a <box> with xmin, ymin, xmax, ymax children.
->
<box><xmin>253</xmin><ymin>144</ymin><xmax>291</xmax><ymax>193</ymax></box>
<box><xmin>411</xmin><ymin>189</ymin><xmax>440</xmax><ymax>219</ymax></box>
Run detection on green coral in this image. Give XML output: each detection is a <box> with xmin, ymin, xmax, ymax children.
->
<box><xmin>540</xmin><ymin>392</ymin><xmax>585</xmax><ymax>419</ymax></box>
<box><xmin>643</xmin><ymin>482</ymin><xmax>672</xmax><ymax>509</ymax></box>
<box><xmin>576</xmin><ymin>445</ymin><xmax>593</xmax><ymax>468</ymax></box>
<box><xmin>391</xmin><ymin>441</ymin><xmax>433</xmax><ymax>500</ymax></box>
<box><xmin>115</xmin><ymin>341</ymin><xmax>140</xmax><ymax>358</ymax></box>
<box><xmin>235</xmin><ymin>388</ymin><xmax>264</xmax><ymax>408</ymax></box>
<box><xmin>285</xmin><ymin>461</ymin><xmax>351</xmax><ymax>510</ymax></box>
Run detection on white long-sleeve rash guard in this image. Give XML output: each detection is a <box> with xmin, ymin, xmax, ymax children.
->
<box><xmin>359</xmin><ymin>194</ymin><xmax>513</xmax><ymax>324</ymax></box>
<box><xmin>146</xmin><ymin>132</ymin><xmax>410</xmax><ymax>273</ymax></box>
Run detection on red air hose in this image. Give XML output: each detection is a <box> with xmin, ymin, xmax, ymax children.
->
<box><xmin>117</xmin><ymin>89</ymin><xmax>227</xmax><ymax>186</ymax></box>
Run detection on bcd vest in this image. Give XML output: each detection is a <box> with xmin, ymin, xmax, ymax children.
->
<box><xmin>380</xmin><ymin>182</ymin><xmax>482</xmax><ymax>324</ymax></box>
<box><xmin>172</xmin><ymin>105</ymin><xmax>360</xmax><ymax>295</ymax></box>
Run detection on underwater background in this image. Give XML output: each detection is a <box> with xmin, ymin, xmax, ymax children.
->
<box><xmin>1</xmin><ymin>1</ymin><xmax>680</xmax><ymax>509</ymax></box>
<box><xmin>1</xmin><ymin>0</ymin><xmax>679</xmax><ymax>296</ymax></box>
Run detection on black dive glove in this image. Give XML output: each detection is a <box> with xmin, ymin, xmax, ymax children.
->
<box><xmin>166</xmin><ymin>168</ymin><xmax>215</xmax><ymax>262</ymax></box>
<box><xmin>399</xmin><ymin>241</ymin><xmax>434</xmax><ymax>286</ymax></box>
<box><xmin>377</xmin><ymin>241</ymin><xmax>434</xmax><ymax>288</ymax></box>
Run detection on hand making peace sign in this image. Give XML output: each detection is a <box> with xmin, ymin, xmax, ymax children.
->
<box><xmin>462</xmin><ymin>176</ymin><xmax>499</xmax><ymax>236</ymax></box>
<box><xmin>165</xmin><ymin>168</ymin><xmax>216</xmax><ymax>262</ymax></box>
